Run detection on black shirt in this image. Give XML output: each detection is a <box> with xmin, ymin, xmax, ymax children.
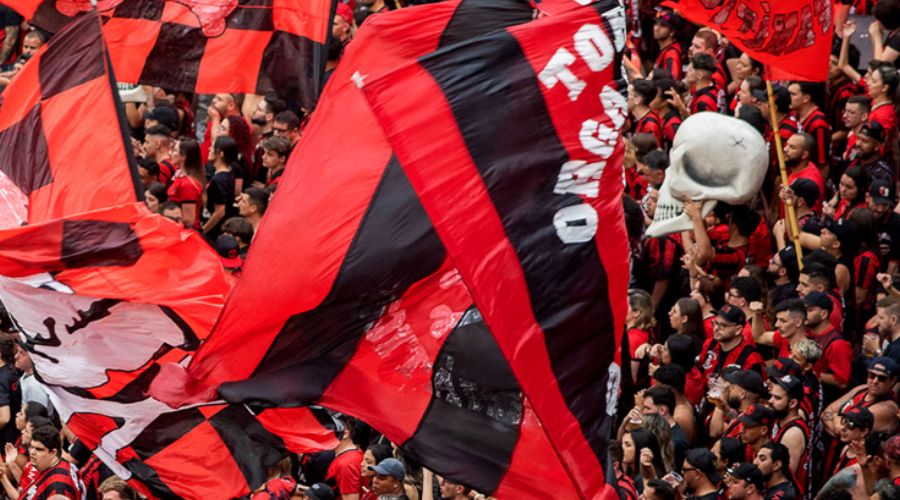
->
<box><xmin>0</xmin><ymin>364</ymin><xmax>20</xmax><ymax>445</ymax></box>
<box><xmin>765</xmin><ymin>480</ymin><xmax>796</xmax><ymax>500</ymax></box>
<box><xmin>205</xmin><ymin>169</ymin><xmax>236</xmax><ymax>239</ymax></box>
<box><xmin>0</xmin><ymin>5</ymin><xmax>23</xmax><ymax>28</ymax></box>
<box><xmin>671</xmin><ymin>423</ymin><xmax>689</xmax><ymax>471</ymax></box>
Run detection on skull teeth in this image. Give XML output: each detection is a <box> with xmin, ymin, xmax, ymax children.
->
<box><xmin>654</xmin><ymin>203</ymin><xmax>684</xmax><ymax>222</ymax></box>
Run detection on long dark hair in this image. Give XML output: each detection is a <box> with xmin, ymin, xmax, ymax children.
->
<box><xmin>224</xmin><ymin>116</ymin><xmax>252</xmax><ymax>176</ymax></box>
<box><xmin>178</xmin><ymin>138</ymin><xmax>204</xmax><ymax>185</ymax></box>
<box><xmin>674</xmin><ymin>298</ymin><xmax>704</xmax><ymax>347</ymax></box>
<box><xmin>840</xmin><ymin>166</ymin><xmax>869</xmax><ymax>210</ymax></box>
<box><xmin>628</xmin><ymin>428</ymin><xmax>667</xmax><ymax>479</ymax></box>
<box><xmin>213</xmin><ymin>136</ymin><xmax>240</xmax><ymax>169</ymax></box>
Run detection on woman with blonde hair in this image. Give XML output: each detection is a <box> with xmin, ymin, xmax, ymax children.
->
<box><xmin>620</xmin><ymin>289</ymin><xmax>658</xmax><ymax>423</ymax></box>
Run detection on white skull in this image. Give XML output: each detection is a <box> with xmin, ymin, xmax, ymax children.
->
<box><xmin>646</xmin><ymin>112</ymin><xmax>768</xmax><ymax>238</ymax></box>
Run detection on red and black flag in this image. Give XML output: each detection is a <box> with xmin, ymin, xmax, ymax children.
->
<box><xmin>0</xmin><ymin>8</ymin><xmax>140</xmax><ymax>226</ymax></box>
<box><xmin>0</xmin><ymin>12</ymin><xmax>337</xmax><ymax>499</ymax></box>
<box><xmin>361</xmin><ymin>3</ymin><xmax>629</xmax><ymax>497</ymax></box>
<box><xmin>152</xmin><ymin>1</ymin><xmax>627</xmax><ymax>498</ymax></box>
<box><xmin>663</xmin><ymin>0</ymin><xmax>833</xmax><ymax>81</ymax></box>
<box><xmin>2</xmin><ymin>0</ymin><xmax>333</xmax><ymax>109</ymax></box>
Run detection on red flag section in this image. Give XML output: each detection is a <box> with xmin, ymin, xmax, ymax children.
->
<box><xmin>151</xmin><ymin>1</ymin><xmax>599</xmax><ymax>497</ymax></box>
<box><xmin>663</xmin><ymin>0</ymin><xmax>832</xmax><ymax>81</ymax></box>
<box><xmin>0</xmin><ymin>10</ymin><xmax>140</xmax><ymax>226</ymax></box>
<box><xmin>2</xmin><ymin>0</ymin><xmax>333</xmax><ymax>109</ymax></box>
<box><xmin>361</xmin><ymin>3</ymin><xmax>628</xmax><ymax>497</ymax></box>
<box><xmin>0</xmin><ymin>12</ymin><xmax>337</xmax><ymax>499</ymax></box>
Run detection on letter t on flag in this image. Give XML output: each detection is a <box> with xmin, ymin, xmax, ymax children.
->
<box><xmin>361</xmin><ymin>2</ymin><xmax>630</xmax><ymax>498</ymax></box>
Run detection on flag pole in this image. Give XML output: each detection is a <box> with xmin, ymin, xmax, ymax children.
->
<box><xmin>764</xmin><ymin>77</ymin><xmax>804</xmax><ymax>270</ymax></box>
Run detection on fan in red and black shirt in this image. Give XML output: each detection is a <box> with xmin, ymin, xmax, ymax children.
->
<box><xmin>20</xmin><ymin>426</ymin><xmax>83</xmax><ymax>500</ymax></box>
<box><xmin>653</xmin><ymin>8</ymin><xmax>683</xmax><ymax>80</ymax></box>
<box><xmin>788</xmin><ymin>82</ymin><xmax>830</xmax><ymax>170</ymax></box>
<box><xmin>629</xmin><ymin>79</ymin><xmax>663</xmax><ymax>146</ymax></box>
<box><xmin>650</xmin><ymin>79</ymin><xmax>683</xmax><ymax>151</ymax></box>
<box><xmin>686</xmin><ymin>54</ymin><xmax>720</xmax><ymax>115</ymax></box>
<box><xmin>699</xmin><ymin>305</ymin><xmax>764</xmax><ymax>380</ymax></box>
<box><xmin>802</xmin><ymin>291</ymin><xmax>853</xmax><ymax>406</ymax></box>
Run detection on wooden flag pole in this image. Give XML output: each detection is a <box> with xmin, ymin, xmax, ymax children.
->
<box><xmin>765</xmin><ymin>78</ymin><xmax>804</xmax><ymax>270</ymax></box>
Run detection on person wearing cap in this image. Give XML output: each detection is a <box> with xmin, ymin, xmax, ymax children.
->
<box><xmin>767</xmin><ymin>373</ymin><xmax>809</xmax><ymax>486</ymax></box>
<box><xmin>866</xmin><ymin>181</ymin><xmax>900</xmax><ymax>259</ymax></box>
<box><xmin>767</xmin><ymin>246</ymin><xmax>802</xmax><ymax>308</ymax></box>
<box><xmin>829</xmin><ymin>406</ymin><xmax>875</xmax><ymax>475</ymax></box>
<box><xmin>144</xmin><ymin>105</ymin><xmax>180</xmax><ymax>134</ymax></box>
<box><xmin>874</xmin><ymin>296</ymin><xmax>900</xmax><ymax>361</ymax></box>
<box><xmin>817</xmin><ymin>217</ymin><xmax>857</xmax><ymax>307</ymax></box>
<box><xmin>751</xmin><ymin>84</ymin><xmax>798</xmax><ymax>169</ymax></box>
<box><xmin>739</xmin><ymin>404</ymin><xmax>775</xmax><ymax>458</ymax></box>
<box><xmin>850</xmin><ymin>121</ymin><xmax>893</xmax><ymax>185</ymax></box>
<box><xmin>751</xmin><ymin>299</ymin><xmax>806</xmax><ymax>361</ymax></box>
<box><xmin>653</xmin><ymin>8</ymin><xmax>682</xmax><ymax>80</ymax></box>
<box><xmin>726</xmin><ymin>463</ymin><xmax>765</xmax><ymax>500</ymax></box>
<box><xmin>795</xmin><ymin>263</ymin><xmax>845</xmax><ymax>330</ymax></box>
<box><xmin>710</xmin><ymin>369</ymin><xmax>766</xmax><ymax>441</ymax></box>
<box><xmin>726</xmin><ymin>276</ymin><xmax>763</xmax><ymax>346</ymax></box>
<box><xmin>699</xmin><ymin>305</ymin><xmax>764</xmax><ymax>381</ymax></box>
<box><xmin>824</xmin><ymin>357</ymin><xmax>898</xmax><ymax>438</ymax></box>
<box><xmin>685</xmin><ymin>53</ymin><xmax>719</xmax><ymax>115</ymax></box>
<box><xmin>680</xmin><ymin>448</ymin><xmax>722</xmax><ymax>500</ymax></box>
<box><xmin>754</xmin><ymin>443</ymin><xmax>798</xmax><ymax>500</ymax></box>
<box><xmin>775</xmin><ymin>180</ymin><xmax>819</xmax><ymax>244</ymax></box>
<box><xmin>368</xmin><ymin>458</ymin><xmax>408</xmax><ymax>499</ymax></box>
<box><xmin>301</xmin><ymin>482</ymin><xmax>337</xmax><ymax>500</ymax></box>
<box><xmin>802</xmin><ymin>290</ymin><xmax>853</xmax><ymax>405</ymax></box>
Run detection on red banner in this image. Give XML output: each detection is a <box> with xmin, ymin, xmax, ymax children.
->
<box><xmin>664</xmin><ymin>0</ymin><xmax>833</xmax><ymax>81</ymax></box>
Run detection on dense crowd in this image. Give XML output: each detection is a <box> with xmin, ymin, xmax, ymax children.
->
<box><xmin>0</xmin><ymin>0</ymin><xmax>898</xmax><ymax>498</ymax></box>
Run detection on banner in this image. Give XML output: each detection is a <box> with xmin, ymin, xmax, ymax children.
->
<box><xmin>361</xmin><ymin>2</ymin><xmax>629</xmax><ymax>497</ymax></box>
<box><xmin>664</xmin><ymin>0</ymin><xmax>832</xmax><ymax>81</ymax></box>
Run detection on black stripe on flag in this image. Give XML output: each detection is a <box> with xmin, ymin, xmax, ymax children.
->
<box><xmin>437</xmin><ymin>0</ymin><xmax>535</xmax><ymax>48</ymax></box>
<box><xmin>257</xmin><ymin>32</ymin><xmax>322</xmax><ymax>109</ymax></box>
<box><xmin>208</xmin><ymin>405</ymin><xmax>288</xmax><ymax>488</ymax></box>
<box><xmin>402</xmin><ymin>306</ymin><xmax>521</xmax><ymax>494</ymax></box>
<box><xmin>419</xmin><ymin>22</ymin><xmax>616</xmax><ymax>462</ymax></box>
<box><xmin>220</xmin><ymin>157</ymin><xmax>446</xmax><ymax>405</ymax></box>
<box><xmin>139</xmin><ymin>23</ymin><xmax>206</xmax><ymax>91</ymax></box>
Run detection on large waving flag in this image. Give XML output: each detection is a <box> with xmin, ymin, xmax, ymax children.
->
<box><xmin>3</xmin><ymin>0</ymin><xmax>333</xmax><ymax>109</ymax></box>
<box><xmin>663</xmin><ymin>0</ymin><xmax>832</xmax><ymax>81</ymax></box>
<box><xmin>152</xmin><ymin>0</ymin><xmax>628</xmax><ymax>498</ymax></box>
<box><xmin>361</xmin><ymin>2</ymin><xmax>629</xmax><ymax>496</ymax></box>
<box><xmin>0</xmin><ymin>13</ymin><xmax>336</xmax><ymax>499</ymax></box>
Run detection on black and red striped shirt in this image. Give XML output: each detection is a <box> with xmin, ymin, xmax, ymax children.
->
<box><xmin>655</xmin><ymin>43</ymin><xmax>682</xmax><ymax>80</ymax></box>
<box><xmin>23</xmin><ymin>460</ymin><xmax>82</xmax><ymax>500</ymax></box>
<box><xmin>691</xmin><ymin>85</ymin><xmax>719</xmax><ymax>115</ymax></box>
<box><xmin>798</xmin><ymin>108</ymin><xmax>830</xmax><ymax>168</ymax></box>
<box><xmin>661</xmin><ymin>109</ymin><xmax>682</xmax><ymax>151</ymax></box>
<box><xmin>633</xmin><ymin>110</ymin><xmax>663</xmax><ymax>146</ymax></box>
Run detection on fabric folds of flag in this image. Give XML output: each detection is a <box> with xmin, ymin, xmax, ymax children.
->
<box><xmin>361</xmin><ymin>3</ymin><xmax>629</xmax><ymax>497</ymax></box>
<box><xmin>150</xmin><ymin>0</ymin><xmax>608</xmax><ymax>497</ymax></box>
<box><xmin>0</xmin><ymin>10</ymin><xmax>140</xmax><ymax>226</ymax></box>
<box><xmin>0</xmin><ymin>13</ymin><xmax>337</xmax><ymax>499</ymax></box>
<box><xmin>4</xmin><ymin>0</ymin><xmax>333</xmax><ymax>110</ymax></box>
<box><xmin>663</xmin><ymin>0</ymin><xmax>832</xmax><ymax>81</ymax></box>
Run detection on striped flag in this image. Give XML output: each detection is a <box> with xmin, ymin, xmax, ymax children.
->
<box><xmin>152</xmin><ymin>0</ymin><xmax>629</xmax><ymax>497</ymax></box>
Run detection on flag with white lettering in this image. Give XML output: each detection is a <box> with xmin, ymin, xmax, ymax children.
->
<box><xmin>149</xmin><ymin>1</ymin><xmax>619</xmax><ymax>497</ymax></box>
<box><xmin>360</xmin><ymin>3</ymin><xmax>629</xmax><ymax>497</ymax></box>
<box><xmin>664</xmin><ymin>0</ymin><xmax>832</xmax><ymax>81</ymax></box>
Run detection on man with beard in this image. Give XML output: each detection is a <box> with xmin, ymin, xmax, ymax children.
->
<box><xmin>725</xmin><ymin>463</ymin><xmax>765</xmax><ymax>500</ymax></box>
<box><xmin>872</xmin><ymin>296</ymin><xmax>900</xmax><ymax>360</ymax></box>
<box><xmin>680</xmin><ymin>449</ymin><xmax>723</xmax><ymax>500</ymax></box>
<box><xmin>754</xmin><ymin>443</ymin><xmax>796</xmax><ymax>500</ymax></box>
<box><xmin>823</xmin><ymin>357</ymin><xmax>898</xmax><ymax>436</ymax></box>
<box><xmin>751</xmin><ymin>299</ymin><xmax>807</xmax><ymax>360</ymax></box>
<box><xmin>710</xmin><ymin>369</ymin><xmax>766</xmax><ymax>442</ymax></box>
<box><xmin>767</xmin><ymin>374</ymin><xmax>809</xmax><ymax>491</ymax></box>
<box><xmin>802</xmin><ymin>291</ymin><xmax>852</xmax><ymax>405</ymax></box>
<box><xmin>767</xmin><ymin>246</ymin><xmax>800</xmax><ymax>308</ymax></box>
<box><xmin>653</xmin><ymin>9</ymin><xmax>683</xmax><ymax>80</ymax></box>
<box><xmin>796</xmin><ymin>263</ymin><xmax>844</xmax><ymax>331</ymax></box>
<box><xmin>250</xmin><ymin>93</ymin><xmax>287</xmax><ymax>183</ymax></box>
<box><xmin>739</xmin><ymin>404</ymin><xmax>775</xmax><ymax>462</ymax></box>
<box><xmin>867</xmin><ymin>182</ymin><xmax>900</xmax><ymax>275</ymax></box>
<box><xmin>849</xmin><ymin>122</ymin><xmax>893</xmax><ymax>185</ymax></box>
<box><xmin>699</xmin><ymin>306</ymin><xmax>764</xmax><ymax>381</ymax></box>
<box><xmin>839</xmin><ymin>96</ymin><xmax>870</xmax><ymax>167</ymax></box>
<box><xmin>783</xmin><ymin>134</ymin><xmax>825</xmax><ymax>210</ymax></box>
<box><xmin>829</xmin><ymin>406</ymin><xmax>874</xmax><ymax>475</ymax></box>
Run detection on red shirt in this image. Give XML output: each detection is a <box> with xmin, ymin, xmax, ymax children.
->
<box><xmin>690</xmin><ymin>85</ymin><xmax>718</xmax><ymax>114</ymax></box>
<box><xmin>699</xmin><ymin>337</ymin><xmax>764</xmax><ymax>378</ymax></box>
<box><xmin>656</xmin><ymin>43</ymin><xmax>682</xmax><ymax>80</ymax></box>
<box><xmin>809</xmin><ymin>326</ymin><xmax>852</xmax><ymax>387</ymax></box>
<box><xmin>327</xmin><ymin>449</ymin><xmax>364</xmax><ymax>495</ymax></box>
<box><xmin>869</xmin><ymin>102</ymin><xmax>897</xmax><ymax>133</ymax></box>
<box><xmin>797</xmin><ymin>108</ymin><xmax>830</xmax><ymax>168</ymax></box>
<box><xmin>626</xmin><ymin>328</ymin><xmax>652</xmax><ymax>359</ymax></box>
<box><xmin>787</xmin><ymin>163</ymin><xmax>825</xmax><ymax>212</ymax></box>
<box><xmin>633</xmin><ymin>110</ymin><xmax>663</xmax><ymax>146</ymax></box>
<box><xmin>771</xmin><ymin>330</ymin><xmax>793</xmax><ymax>360</ymax></box>
<box><xmin>685</xmin><ymin>366</ymin><xmax>704</xmax><ymax>406</ymax></box>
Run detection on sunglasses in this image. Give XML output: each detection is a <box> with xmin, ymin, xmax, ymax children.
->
<box><xmin>867</xmin><ymin>372</ymin><xmax>892</xmax><ymax>382</ymax></box>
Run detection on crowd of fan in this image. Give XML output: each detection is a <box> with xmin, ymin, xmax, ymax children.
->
<box><xmin>0</xmin><ymin>0</ymin><xmax>898</xmax><ymax>497</ymax></box>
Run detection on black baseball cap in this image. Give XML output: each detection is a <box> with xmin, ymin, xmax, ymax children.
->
<box><xmin>717</xmin><ymin>304</ymin><xmax>746</xmax><ymax>326</ymax></box>
<box><xmin>144</xmin><ymin>105</ymin><xmax>179</xmax><ymax>132</ymax></box>
<box><xmin>739</xmin><ymin>404</ymin><xmax>775</xmax><ymax>428</ymax></box>
<box><xmin>655</xmin><ymin>7</ymin><xmax>683</xmax><ymax>30</ymax></box>
<box><xmin>724</xmin><ymin>370</ymin><xmax>767</xmax><ymax>396</ymax></box>
<box><xmin>802</xmin><ymin>291</ymin><xmax>833</xmax><ymax>312</ymax></box>
<box><xmin>765</xmin><ymin>358</ymin><xmax>803</xmax><ymax>379</ymax></box>
<box><xmin>305</xmin><ymin>483</ymin><xmax>336</xmax><ymax>500</ymax></box>
<box><xmin>685</xmin><ymin>448</ymin><xmax>722</xmax><ymax>484</ymax></box>
<box><xmin>752</xmin><ymin>84</ymin><xmax>790</xmax><ymax>111</ymax></box>
<box><xmin>769</xmin><ymin>373</ymin><xmax>804</xmax><ymax>400</ymax></box>
<box><xmin>822</xmin><ymin>216</ymin><xmax>857</xmax><ymax>251</ymax></box>
<box><xmin>790</xmin><ymin>178</ymin><xmax>820</xmax><ymax>208</ymax></box>
<box><xmin>869</xmin><ymin>179</ymin><xmax>894</xmax><ymax>205</ymax></box>
<box><xmin>727</xmin><ymin>463</ymin><xmax>765</xmax><ymax>491</ymax></box>
<box><xmin>868</xmin><ymin>357</ymin><xmax>898</xmax><ymax>378</ymax></box>
<box><xmin>841</xmin><ymin>405</ymin><xmax>874</xmax><ymax>430</ymax></box>
<box><xmin>859</xmin><ymin>121</ymin><xmax>885</xmax><ymax>143</ymax></box>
